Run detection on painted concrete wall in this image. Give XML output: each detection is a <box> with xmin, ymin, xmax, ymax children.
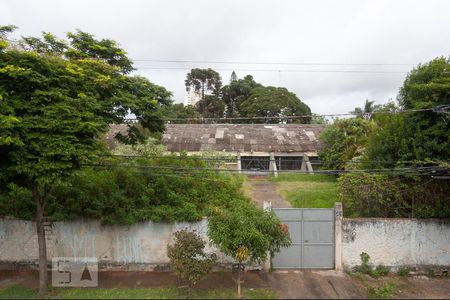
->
<box><xmin>342</xmin><ymin>218</ymin><xmax>450</xmax><ymax>269</ymax></box>
<box><xmin>0</xmin><ymin>218</ymin><xmax>233</xmax><ymax>271</ymax></box>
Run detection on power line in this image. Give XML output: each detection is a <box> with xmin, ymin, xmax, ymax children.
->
<box><xmin>123</xmin><ymin>107</ymin><xmax>435</xmax><ymax>122</ymax></box>
<box><xmin>132</xmin><ymin>59</ymin><xmax>416</xmax><ymax>67</ymax></box>
<box><xmin>82</xmin><ymin>163</ymin><xmax>442</xmax><ymax>176</ymax></box>
<box><xmin>134</xmin><ymin>66</ymin><xmax>407</xmax><ymax>74</ymax></box>
<box><xmin>101</xmin><ymin>154</ymin><xmax>449</xmax><ymax>165</ymax></box>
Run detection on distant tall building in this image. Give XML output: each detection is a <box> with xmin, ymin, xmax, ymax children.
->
<box><xmin>184</xmin><ymin>89</ymin><xmax>202</xmax><ymax>106</ymax></box>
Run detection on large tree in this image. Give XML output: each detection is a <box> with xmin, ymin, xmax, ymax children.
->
<box><xmin>319</xmin><ymin>118</ymin><xmax>374</xmax><ymax>170</ymax></box>
<box><xmin>185</xmin><ymin>68</ymin><xmax>222</xmax><ymax>99</ymax></box>
<box><xmin>238</xmin><ymin>86</ymin><xmax>311</xmax><ymax>123</ymax></box>
<box><xmin>196</xmin><ymin>95</ymin><xmax>225</xmax><ymax>119</ymax></box>
<box><xmin>396</xmin><ymin>56</ymin><xmax>450</xmax><ymax>161</ymax></box>
<box><xmin>0</xmin><ymin>27</ymin><xmax>171</xmax><ymax>294</ymax></box>
<box><xmin>221</xmin><ymin>74</ymin><xmax>262</xmax><ymax>118</ymax></box>
<box><xmin>364</xmin><ymin>57</ymin><xmax>450</xmax><ymax>165</ymax></box>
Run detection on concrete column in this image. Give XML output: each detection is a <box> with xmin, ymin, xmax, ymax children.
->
<box><xmin>301</xmin><ymin>155</ymin><xmax>307</xmax><ymax>172</ymax></box>
<box><xmin>269</xmin><ymin>152</ymin><xmax>278</xmax><ymax>178</ymax></box>
<box><xmin>334</xmin><ymin>202</ymin><xmax>343</xmax><ymax>272</ymax></box>
<box><xmin>237</xmin><ymin>152</ymin><xmax>242</xmax><ymax>174</ymax></box>
<box><xmin>301</xmin><ymin>154</ymin><xmax>314</xmax><ymax>174</ymax></box>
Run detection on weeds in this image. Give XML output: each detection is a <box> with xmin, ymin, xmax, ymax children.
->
<box><xmin>356</xmin><ymin>252</ymin><xmax>390</xmax><ymax>278</ymax></box>
<box><xmin>397</xmin><ymin>266</ymin><xmax>410</xmax><ymax>277</ymax></box>
<box><xmin>366</xmin><ymin>282</ymin><xmax>396</xmax><ymax>299</ymax></box>
<box><xmin>371</xmin><ymin>265</ymin><xmax>390</xmax><ymax>278</ymax></box>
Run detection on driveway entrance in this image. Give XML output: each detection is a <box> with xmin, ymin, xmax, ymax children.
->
<box><xmin>272</xmin><ymin>208</ymin><xmax>335</xmax><ymax>269</ymax></box>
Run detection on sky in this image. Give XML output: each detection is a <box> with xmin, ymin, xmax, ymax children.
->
<box><xmin>1</xmin><ymin>0</ymin><xmax>449</xmax><ymax>114</ymax></box>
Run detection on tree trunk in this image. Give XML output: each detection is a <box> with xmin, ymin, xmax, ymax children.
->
<box><xmin>35</xmin><ymin>191</ymin><xmax>48</xmax><ymax>295</ymax></box>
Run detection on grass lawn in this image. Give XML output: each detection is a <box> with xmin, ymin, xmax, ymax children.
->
<box><xmin>0</xmin><ymin>285</ymin><xmax>277</xmax><ymax>299</ymax></box>
<box><xmin>271</xmin><ymin>174</ymin><xmax>339</xmax><ymax>208</ymax></box>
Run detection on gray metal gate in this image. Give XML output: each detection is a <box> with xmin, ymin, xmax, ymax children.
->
<box><xmin>272</xmin><ymin>208</ymin><xmax>335</xmax><ymax>269</ymax></box>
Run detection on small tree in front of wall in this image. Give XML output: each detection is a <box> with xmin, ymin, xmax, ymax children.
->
<box><xmin>167</xmin><ymin>229</ymin><xmax>217</xmax><ymax>298</ymax></box>
<box><xmin>208</xmin><ymin>202</ymin><xmax>292</xmax><ymax>298</ymax></box>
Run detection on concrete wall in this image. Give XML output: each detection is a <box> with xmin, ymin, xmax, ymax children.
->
<box><xmin>341</xmin><ymin>218</ymin><xmax>450</xmax><ymax>270</ymax></box>
<box><xmin>0</xmin><ymin>218</ymin><xmax>233</xmax><ymax>271</ymax></box>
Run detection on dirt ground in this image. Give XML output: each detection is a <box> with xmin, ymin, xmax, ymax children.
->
<box><xmin>245</xmin><ymin>177</ymin><xmax>291</xmax><ymax>208</ymax></box>
<box><xmin>1</xmin><ymin>269</ymin><xmax>449</xmax><ymax>299</ymax></box>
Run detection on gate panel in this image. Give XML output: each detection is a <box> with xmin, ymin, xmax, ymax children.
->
<box><xmin>272</xmin><ymin>208</ymin><xmax>334</xmax><ymax>269</ymax></box>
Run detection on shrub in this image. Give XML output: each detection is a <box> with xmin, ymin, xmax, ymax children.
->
<box><xmin>371</xmin><ymin>265</ymin><xmax>390</xmax><ymax>278</ymax></box>
<box><xmin>356</xmin><ymin>252</ymin><xmax>389</xmax><ymax>278</ymax></box>
<box><xmin>0</xmin><ymin>154</ymin><xmax>249</xmax><ymax>224</ymax></box>
<box><xmin>208</xmin><ymin>200</ymin><xmax>292</xmax><ymax>264</ymax></box>
<box><xmin>397</xmin><ymin>266</ymin><xmax>410</xmax><ymax>277</ymax></box>
<box><xmin>357</xmin><ymin>252</ymin><xmax>372</xmax><ymax>275</ymax></box>
<box><xmin>208</xmin><ymin>200</ymin><xmax>291</xmax><ymax>297</ymax></box>
<box><xmin>339</xmin><ymin>173</ymin><xmax>450</xmax><ymax>218</ymax></box>
<box><xmin>167</xmin><ymin>229</ymin><xmax>216</xmax><ymax>298</ymax></box>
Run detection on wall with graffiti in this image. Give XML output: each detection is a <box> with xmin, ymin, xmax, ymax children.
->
<box><xmin>0</xmin><ymin>218</ymin><xmax>232</xmax><ymax>270</ymax></box>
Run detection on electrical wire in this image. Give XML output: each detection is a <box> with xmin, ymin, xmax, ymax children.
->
<box><xmin>132</xmin><ymin>59</ymin><xmax>415</xmax><ymax>66</ymax></box>
<box><xmin>134</xmin><ymin>66</ymin><xmax>408</xmax><ymax>74</ymax></box>
<box><xmin>123</xmin><ymin>107</ymin><xmax>436</xmax><ymax>122</ymax></box>
<box><xmin>101</xmin><ymin>154</ymin><xmax>449</xmax><ymax>166</ymax></box>
<box><xmin>81</xmin><ymin>163</ymin><xmax>442</xmax><ymax>176</ymax></box>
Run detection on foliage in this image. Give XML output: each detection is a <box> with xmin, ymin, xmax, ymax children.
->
<box><xmin>185</xmin><ymin>68</ymin><xmax>222</xmax><ymax>99</ymax></box>
<box><xmin>310</xmin><ymin>114</ymin><xmax>329</xmax><ymax>124</ymax></box>
<box><xmin>159</xmin><ymin>103</ymin><xmax>201</xmax><ymax>122</ymax></box>
<box><xmin>365</xmin><ymin>57</ymin><xmax>450</xmax><ymax>165</ymax></box>
<box><xmin>196</xmin><ymin>95</ymin><xmax>225</xmax><ymax>119</ymax></box>
<box><xmin>238</xmin><ymin>86</ymin><xmax>311</xmax><ymax>123</ymax></box>
<box><xmin>371</xmin><ymin>265</ymin><xmax>390</xmax><ymax>278</ymax></box>
<box><xmin>366</xmin><ymin>282</ymin><xmax>396</xmax><ymax>299</ymax></box>
<box><xmin>0</xmin><ymin>26</ymin><xmax>171</xmax><ymax>294</ymax></box>
<box><xmin>221</xmin><ymin>74</ymin><xmax>262</xmax><ymax>118</ymax></box>
<box><xmin>339</xmin><ymin>173</ymin><xmax>450</xmax><ymax>218</ymax></box>
<box><xmin>0</xmin><ymin>155</ymin><xmax>248</xmax><ymax>225</ymax></box>
<box><xmin>362</xmin><ymin>111</ymin><xmax>410</xmax><ymax>168</ymax></box>
<box><xmin>357</xmin><ymin>252</ymin><xmax>372</xmax><ymax>275</ymax></box>
<box><xmin>355</xmin><ymin>252</ymin><xmax>390</xmax><ymax>278</ymax></box>
<box><xmin>397</xmin><ymin>266</ymin><xmax>410</xmax><ymax>277</ymax></box>
<box><xmin>167</xmin><ymin>230</ymin><xmax>216</xmax><ymax>297</ymax></box>
<box><xmin>112</xmin><ymin>137</ymin><xmax>166</xmax><ymax>157</ymax></box>
<box><xmin>208</xmin><ymin>200</ymin><xmax>291</xmax><ymax>264</ymax></box>
<box><xmin>350</xmin><ymin>99</ymin><xmax>381</xmax><ymax>120</ymax></box>
<box><xmin>319</xmin><ymin>118</ymin><xmax>374</xmax><ymax>170</ymax></box>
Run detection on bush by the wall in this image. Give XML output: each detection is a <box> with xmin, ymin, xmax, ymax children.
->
<box><xmin>0</xmin><ymin>154</ymin><xmax>248</xmax><ymax>225</ymax></box>
<box><xmin>339</xmin><ymin>173</ymin><xmax>450</xmax><ymax>218</ymax></box>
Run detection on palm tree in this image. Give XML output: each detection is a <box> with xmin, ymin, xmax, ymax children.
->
<box><xmin>350</xmin><ymin>99</ymin><xmax>381</xmax><ymax>119</ymax></box>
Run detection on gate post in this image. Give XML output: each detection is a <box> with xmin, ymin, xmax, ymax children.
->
<box><xmin>269</xmin><ymin>152</ymin><xmax>278</xmax><ymax>177</ymax></box>
<box><xmin>237</xmin><ymin>152</ymin><xmax>242</xmax><ymax>174</ymax></box>
<box><xmin>334</xmin><ymin>202</ymin><xmax>343</xmax><ymax>271</ymax></box>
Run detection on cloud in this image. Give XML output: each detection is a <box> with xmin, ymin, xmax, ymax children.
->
<box><xmin>2</xmin><ymin>0</ymin><xmax>449</xmax><ymax>114</ymax></box>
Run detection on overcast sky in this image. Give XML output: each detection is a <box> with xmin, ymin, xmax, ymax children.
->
<box><xmin>1</xmin><ymin>0</ymin><xmax>449</xmax><ymax>114</ymax></box>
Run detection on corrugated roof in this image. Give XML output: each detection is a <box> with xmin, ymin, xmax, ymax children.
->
<box><xmin>162</xmin><ymin>124</ymin><xmax>325</xmax><ymax>153</ymax></box>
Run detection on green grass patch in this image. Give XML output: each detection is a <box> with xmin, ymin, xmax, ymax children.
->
<box><xmin>272</xmin><ymin>174</ymin><xmax>339</xmax><ymax>208</ymax></box>
<box><xmin>0</xmin><ymin>285</ymin><xmax>37</xmax><ymax>299</ymax></box>
<box><xmin>0</xmin><ymin>285</ymin><xmax>277</xmax><ymax>299</ymax></box>
<box><xmin>271</xmin><ymin>174</ymin><xmax>338</xmax><ymax>183</ymax></box>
